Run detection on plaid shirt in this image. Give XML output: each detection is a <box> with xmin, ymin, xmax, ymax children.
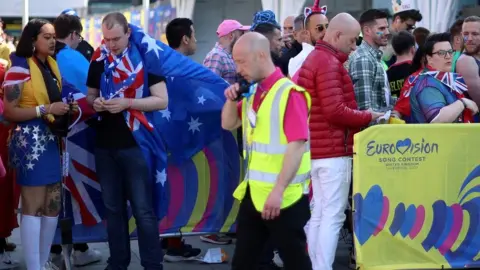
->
<box><xmin>203</xmin><ymin>42</ymin><xmax>237</xmax><ymax>84</ymax></box>
<box><xmin>348</xmin><ymin>41</ymin><xmax>392</xmax><ymax>112</ymax></box>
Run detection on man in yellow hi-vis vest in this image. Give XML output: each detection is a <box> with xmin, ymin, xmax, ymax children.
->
<box><xmin>221</xmin><ymin>32</ymin><xmax>312</xmax><ymax>270</ymax></box>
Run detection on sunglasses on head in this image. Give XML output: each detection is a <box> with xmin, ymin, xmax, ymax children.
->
<box><xmin>316</xmin><ymin>24</ymin><xmax>329</xmax><ymax>32</ymax></box>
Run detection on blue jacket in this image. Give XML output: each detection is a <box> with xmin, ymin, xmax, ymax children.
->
<box><xmin>55</xmin><ymin>42</ymin><xmax>89</xmax><ymax>94</ymax></box>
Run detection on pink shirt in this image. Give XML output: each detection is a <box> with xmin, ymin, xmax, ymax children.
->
<box><xmin>237</xmin><ymin>68</ymin><xmax>309</xmax><ymax>142</ymax></box>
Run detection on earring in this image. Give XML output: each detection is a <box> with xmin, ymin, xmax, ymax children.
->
<box><xmin>32</xmin><ymin>46</ymin><xmax>36</xmax><ymax>53</ymax></box>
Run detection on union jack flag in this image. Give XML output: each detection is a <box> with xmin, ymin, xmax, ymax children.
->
<box><xmin>424</xmin><ymin>71</ymin><xmax>468</xmax><ymax>94</ymax></box>
<box><xmin>61</xmin><ymin>82</ymin><xmax>101</xmax><ymax>226</ymax></box>
<box><xmin>93</xmin><ymin>43</ymin><xmax>154</xmax><ymax>132</ymax></box>
<box><xmin>2</xmin><ymin>57</ymin><xmax>31</xmax><ymax>88</ymax></box>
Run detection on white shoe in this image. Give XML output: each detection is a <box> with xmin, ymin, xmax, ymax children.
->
<box><xmin>72</xmin><ymin>249</ymin><xmax>102</xmax><ymax>266</ymax></box>
<box><xmin>273</xmin><ymin>250</ymin><xmax>284</xmax><ymax>268</ymax></box>
<box><xmin>0</xmin><ymin>253</ymin><xmax>19</xmax><ymax>269</ymax></box>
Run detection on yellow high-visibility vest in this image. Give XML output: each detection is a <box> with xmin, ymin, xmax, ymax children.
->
<box><xmin>233</xmin><ymin>77</ymin><xmax>312</xmax><ymax>212</ymax></box>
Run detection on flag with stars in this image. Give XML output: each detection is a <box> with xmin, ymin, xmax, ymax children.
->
<box><xmin>92</xmin><ymin>24</ymin><xmax>232</xmax><ymax>219</ymax></box>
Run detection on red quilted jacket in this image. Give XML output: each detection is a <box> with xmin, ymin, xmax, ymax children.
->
<box><xmin>297</xmin><ymin>40</ymin><xmax>372</xmax><ymax>159</ymax></box>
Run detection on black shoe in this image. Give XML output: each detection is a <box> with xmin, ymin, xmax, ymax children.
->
<box><xmin>163</xmin><ymin>241</ymin><xmax>201</xmax><ymax>262</ymax></box>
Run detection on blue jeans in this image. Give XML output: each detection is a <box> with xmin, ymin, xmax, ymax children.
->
<box><xmin>95</xmin><ymin>147</ymin><xmax>163</xmax><ymax>270</ymax></box>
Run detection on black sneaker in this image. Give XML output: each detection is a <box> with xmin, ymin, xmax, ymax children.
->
<box><xmin>163</xmin><ymin>241</ymin><xmax>201</xmax><ymax>262</ymax></box>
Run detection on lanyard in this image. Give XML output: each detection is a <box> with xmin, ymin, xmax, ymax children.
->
<box><xmin>244</xmin><ymin>84</ymin><xmax>257</xmax><ymax>176</ymax></box>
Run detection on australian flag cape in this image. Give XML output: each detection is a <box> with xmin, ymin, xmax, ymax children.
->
<box><xmin>92</xmin><ymin>24</ymin><xmax>231</xmax><ymax>217</ymax></box>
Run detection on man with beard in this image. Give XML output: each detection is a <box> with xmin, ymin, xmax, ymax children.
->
<box><xmin>202</xmin><ymin>19</ymin><xmax>249</xmax><ymax>246</ymax></box>
<box><xmin>455</xmin><ymin>16</ymin><xmax>480</xmax><ymax>107</ymax></box>
<box><xmin>287</xmin><ymin>2</ymin><xmax>328</xmax><ymax>80</ymax></box>
<box><xmin>251</xmin><ymin>10</ymin><xmax>283</xmax><ymax>68</ymax></box>
<box><xmin>349</xmin><ymin>9</ymin><xmax>393</xmax><ymax>113</ymax></box>
<box><xmin>203</xmin><ymin>20</ymin><xmax>249</xmax><ymax>85</ymax></box>
<box><xmin>304</xmin><ymin>1</ymin><xmax>329</xmax><ymax>45</ymax></box>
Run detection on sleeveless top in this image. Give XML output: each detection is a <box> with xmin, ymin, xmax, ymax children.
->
<box><xmin>451</xmin><ymin>52</ymin><xmax>480</xmax><ymax>76</ymax></box>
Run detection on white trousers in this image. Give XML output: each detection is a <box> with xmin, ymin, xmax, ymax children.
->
<box><xmin>307</xmin><ymin>157</ymin><xmax>352</xmax><ymax>270</ymax></box>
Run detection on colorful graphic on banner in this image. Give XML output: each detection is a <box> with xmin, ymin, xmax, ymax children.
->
<box><xmin>353</xmin><ymin>125</ymin><xmax>480</xmax><ymax>269</ymax></box>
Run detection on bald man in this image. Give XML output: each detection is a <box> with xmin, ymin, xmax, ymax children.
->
<box><xmin>221</xmin><ymin>32</ymin><xmax>312</xmax><ymax>270</ymax></box>
<box><xmin>297</xmin><ymin>13</ymin><xmax>383</xmax><ymax>270</ymax></box>
<box><xmin>282</xmin><ymin>15</ymin><xmax>295</xmax><ymax>50</ymax></box>
<box><xmin>279</xmin><ymin>14</ymin><xmax>307</xmax><ymax>77</ymax></box>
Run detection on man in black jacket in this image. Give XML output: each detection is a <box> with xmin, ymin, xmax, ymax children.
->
<box><xmin>278</xmin><ymin>15</ymin><xmax>306</xmax><ymax>76</ymax></box>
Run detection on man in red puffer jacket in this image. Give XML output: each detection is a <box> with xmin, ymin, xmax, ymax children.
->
<box><xmin>297</xmin><ymin>13</ymin><xmax>384</xmax><ymax>270</ymax></box>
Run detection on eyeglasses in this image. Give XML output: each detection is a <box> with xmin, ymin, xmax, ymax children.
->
<box><xmin>432</xmin><ymin>49</ymin><xmax>454</xmax><ymax>58</ymax></box>
<box><xmin>316</xmin><ymin>24</ymin><xmax>328</xmax><ymax>32</ymax></box>
<box><xmin>72</xmin><ymin>31</ymin><xmax>83</xmax><ymax>41</ymax></box>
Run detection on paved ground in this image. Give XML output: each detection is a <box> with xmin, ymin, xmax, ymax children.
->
<box><xmin>7</xmin><ymin>228</ymin><xmax>352</xmax><ymax>270</ymax></box>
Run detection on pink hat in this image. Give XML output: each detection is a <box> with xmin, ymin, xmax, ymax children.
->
<box><xmin>216</xmin><ymin>20</ymin><xmax>250</xmax><ymax>37</ymax></box>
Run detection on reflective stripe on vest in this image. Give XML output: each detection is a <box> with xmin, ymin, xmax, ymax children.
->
<box><xmin>242</xmin><ymin>79</ymin><xmax>310</xmax><ymax>184</ymax></box>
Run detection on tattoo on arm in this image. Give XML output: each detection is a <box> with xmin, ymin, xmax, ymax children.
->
<box><xmin>5</xmin><ymin>84</ymin><xmax>21</xmax><ymax>102</ymax></box>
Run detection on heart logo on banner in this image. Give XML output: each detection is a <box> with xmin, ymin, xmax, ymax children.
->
<box><xmin>395</xmin><ymin>138</ymin><xmax>412</xmax><ymax>155</ymax></box>
<box><xmin>354</xmin><ymin>185</ymin><xmax>385</xmax><ymax>245</ymax></box>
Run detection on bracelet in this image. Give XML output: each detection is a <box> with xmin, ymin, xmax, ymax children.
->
<box><xmin>35</xmin><ymin>106</ymin><xmax>41</xmax><ymax>118</ymax></box>
<box><xmin>48</xmin><ymin>104</ymin><xmax>53</xmax><ymax>114</ymax></box>
<box><xmin>39</xmin><ymin>105</ymin><xmax>46</xmax><ymax>116</ymax></box>
<box><xmin>459</xmin><ymin>99</ymin><xmax>467</xmax><ymax>109</ymax></box>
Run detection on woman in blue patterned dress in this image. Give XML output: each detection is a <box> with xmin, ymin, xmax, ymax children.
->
<box><xmin>2</xmin><ymin>19</ymin><xmax>74</xmax><ymax>270</ymax></box>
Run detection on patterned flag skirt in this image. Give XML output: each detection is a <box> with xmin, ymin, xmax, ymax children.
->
<box><xmin>9</xmin><ymin>118</ymin><xmax>62</xmax><ymax>186</ymax></box>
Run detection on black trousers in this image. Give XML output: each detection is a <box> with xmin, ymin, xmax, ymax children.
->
<box><xmin>232</xmin><ymin>189</ymin><xmax>312</xmax><ymax>270</ymax></box>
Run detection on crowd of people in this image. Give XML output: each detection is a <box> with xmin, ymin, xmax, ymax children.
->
<box><xmin>0</xmin><ymin>0</ymin><xmax>478</xmax><ymax>269</ymax></box>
